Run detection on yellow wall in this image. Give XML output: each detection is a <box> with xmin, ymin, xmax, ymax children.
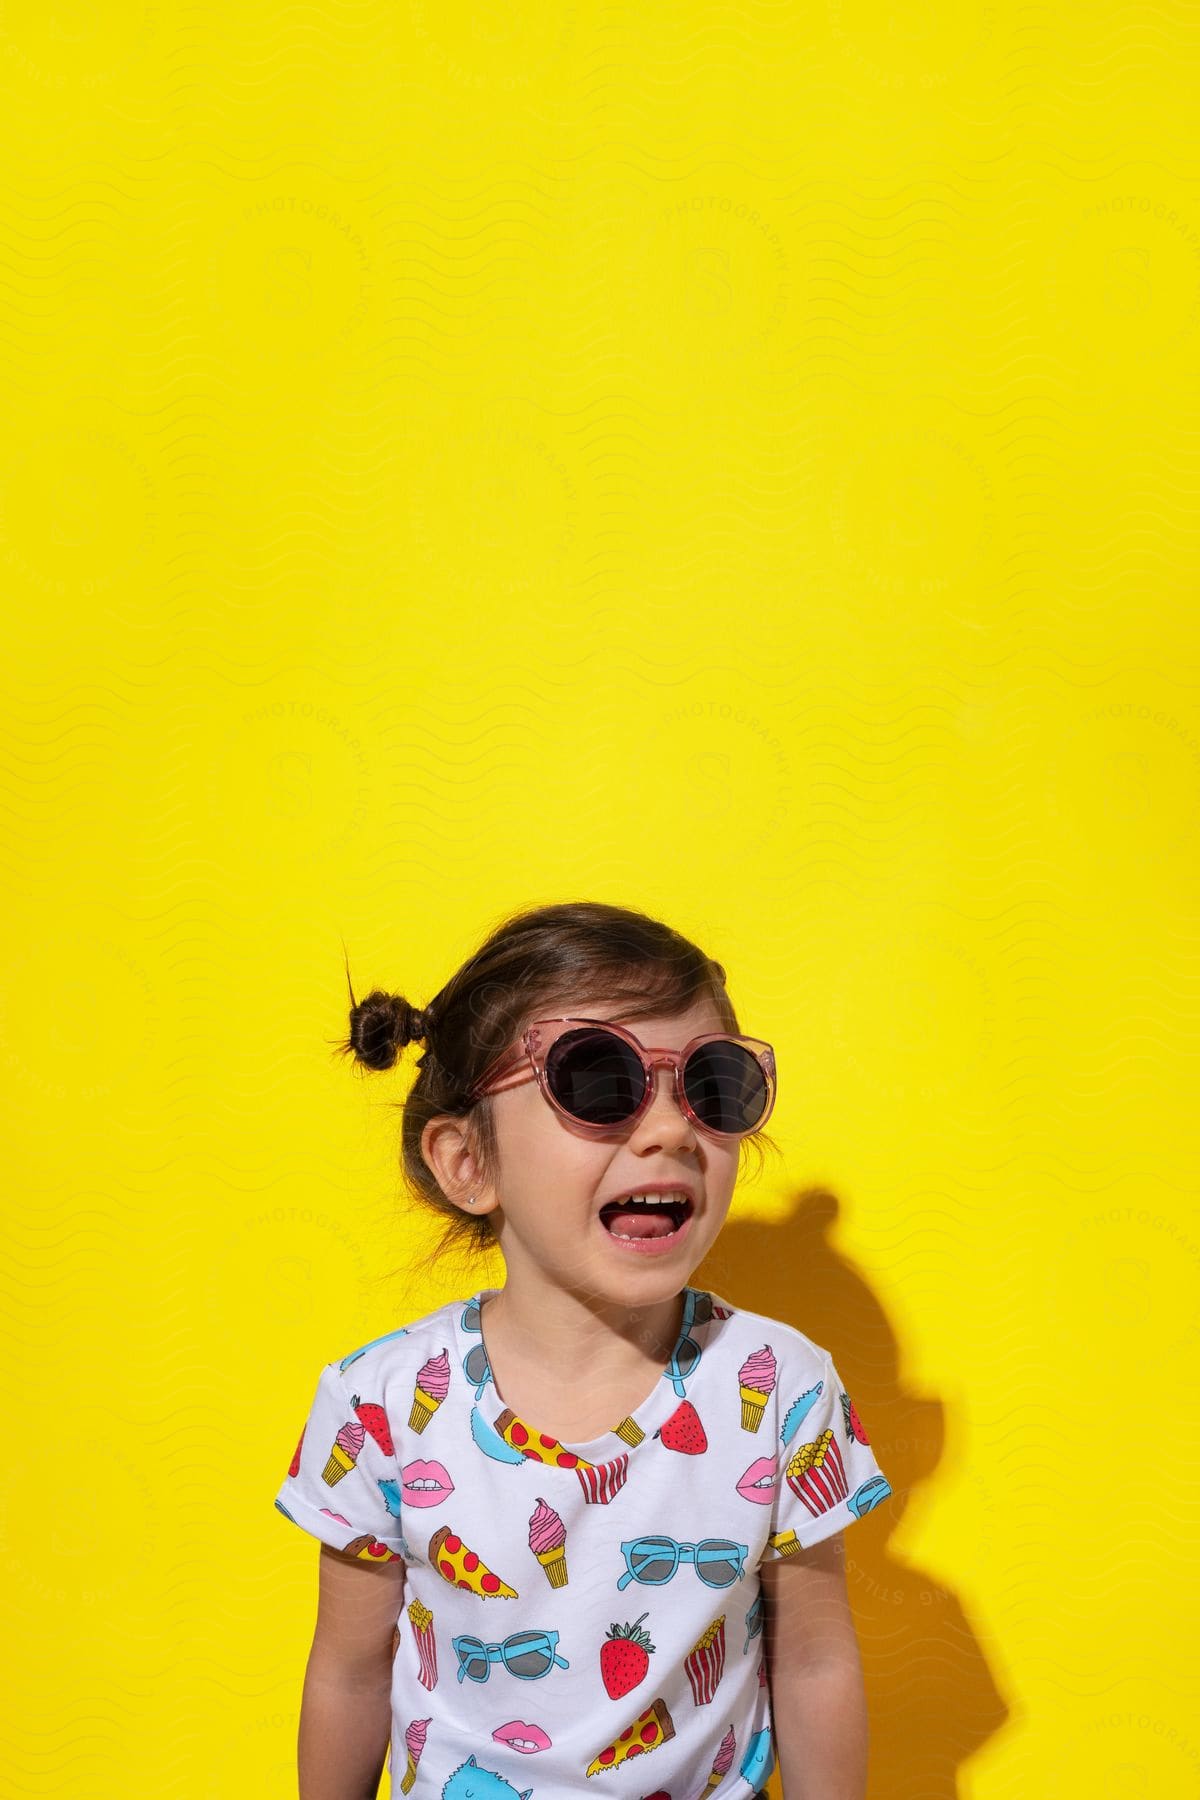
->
<box><xmin>2</xmin><ymin>4</ymin><xmax>1197</xmax><ymax>1796</ymax></box>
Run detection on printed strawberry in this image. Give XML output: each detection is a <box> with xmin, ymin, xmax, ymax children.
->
<box><xmin>351</xmin><ymin>1396</ymin><xmax>395</xmax><ymax>1457</ymax></box>
<box><xmin>600</xmin><ymin>1612</ymin><xmax>655</xmax><ymax>1699</ymax></box>
<box><xmin>288</xmin><ymin>1426</ymin><xmax>306</xmax><ymax>1478</ymax></box>
<box><xmin>841</xmin><ymin>1391</ymin><xmax>870</xmax><ymax>1446</ymax></box>
<box><xmin>654</xmin><ymin>1400</ymin><xmax>708</xmax><ymax>1455</ymax></box>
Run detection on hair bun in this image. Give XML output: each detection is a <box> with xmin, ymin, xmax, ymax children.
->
<box><xmin>347</xmin><ymin>990</ymin><xmax>427</xmax><ymax>1072</ymax></box>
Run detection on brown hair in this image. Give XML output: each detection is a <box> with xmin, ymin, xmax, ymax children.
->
<box><xmin>335</xmin><ymin>900</ymin><xmax>779</xmax><ymax>1276</ymax></box>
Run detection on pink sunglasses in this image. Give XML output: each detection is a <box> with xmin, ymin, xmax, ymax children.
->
<box><xmin>467</xmin><ymin>1016</ymin><xmax>777</xmax><ymax>1140</ymax></box>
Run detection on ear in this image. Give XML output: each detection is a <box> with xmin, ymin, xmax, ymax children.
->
<box><xmin>421</xmin><ymin>1113</ymin><xmax>483</xmax><ymax>1197</ymax></box>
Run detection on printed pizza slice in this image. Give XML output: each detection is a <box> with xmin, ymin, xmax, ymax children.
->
<box><xmin>428</xmin><ymin>1524</ymin><xmax>518</xmax><ymax>1598</ymax></box>
<box><xmin>493</xmin><ymin>1406</ymin><xmax>596</xmax><ymax>1470</ymax></box>
<box><xmin>586</xmin><ymin>1697</ymin><xmax>676</xmax><ymax>1775</ymax></box>
<box><xmin>342</xmin><ymin>1534</ymin><xmax>403</xmax><ymax>1564</ymax></box>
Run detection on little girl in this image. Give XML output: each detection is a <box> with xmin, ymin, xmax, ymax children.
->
<box><xmin>275</xmin><ymin>900</ymin><xmax>892</xmax><ymax>1800</ymax></box>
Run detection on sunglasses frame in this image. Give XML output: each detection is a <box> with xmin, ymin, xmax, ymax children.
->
<box><xmin>452</xmin><ymin>1628</ymin><xmax>568</xmax><ymax>1682</ymax></box>
<box><xmin>466</xmin><ymin>1016</ymin><xmax>777</xmax><ymax>1141</ymax></box>
<box><xmin>616</xmin><ymin>1534</ymin><xmax>749</xmax><ymax>1590</ymax></box>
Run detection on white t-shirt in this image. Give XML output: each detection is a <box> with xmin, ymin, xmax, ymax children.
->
<box><xmin>275</xmin><ymin>1284</ymin><xmax>892</xmax><ymax>1799</ymax></box>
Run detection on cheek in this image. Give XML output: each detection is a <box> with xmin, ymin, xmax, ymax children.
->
<box><xmin>711</xmin><ymin>1154</ymin><xmax>742</xmax><ymax>1203</ymax></box>
<box><xmin>495</xmin><ymin>1109</ymin><xmax>609</xmax><ymax>1200</ymax></box>
<box><xmin>493</xmin><ymin>1094</ymin><xmax>561</xmax><ymax>1162</ymax></box>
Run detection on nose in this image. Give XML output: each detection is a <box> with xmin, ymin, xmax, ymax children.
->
<box><xmin>629</xmin><ymin>1059</ymin><xmax>697</xmax><ymax>1146</ymax></box>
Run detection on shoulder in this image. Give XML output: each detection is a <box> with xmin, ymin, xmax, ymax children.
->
<box><xmin>328</xmin><ymin>1292</ymin><xmax>464</xmax><ymax>1384</ymax></box>
<box><xmin>704</xmin><ymin>1290</ymin><xmax>833</xmax><ymax>1381</ymax></box>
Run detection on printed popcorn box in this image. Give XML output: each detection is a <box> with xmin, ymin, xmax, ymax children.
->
<box><xmin>785</xmin><ymin>1428</ymin><xmax>848</xmax><ymax>1518</ymax></box>
<box><xmin>407</xmin><ymin>1597</ymin><xmax>438</xmax><ymax>1690</ymax></box>
<box><xmin>684</xmin><ymin>1614</ymin><xmax>726</xmax><ymax>1706</ymax></box>
<box><xmin>575</xmin><ymin>1454</ymin><xmax>629</xmax><ymax>1505</ymax></box>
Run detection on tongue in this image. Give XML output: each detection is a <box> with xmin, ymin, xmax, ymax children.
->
<box><xmin>604</xmin><ymin>1206</ymin><xmax>675</xmax><ymax>1239</ymax></box>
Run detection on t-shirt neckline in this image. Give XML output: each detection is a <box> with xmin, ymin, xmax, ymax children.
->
<box><xmin>458</xmin><ymin>1283</ymin><xmax>713</xmax><ymax>1463</ymax></box>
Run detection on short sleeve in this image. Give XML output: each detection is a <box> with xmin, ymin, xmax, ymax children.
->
<box><xmin>766</xmin><ymin>1349</ymin><xmax>892</xmax><ymax>1555</ymax></box>
<box><xmin>273</xmin><ymin>1362</ymin><xmax>406</xmax><ymax>1560</ymax></box>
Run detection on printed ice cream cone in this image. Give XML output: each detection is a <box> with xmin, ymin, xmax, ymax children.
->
<box><xmin>529</xmin><ymin>1496</ymin><xmax>568</xmax><ymax>1588</ymax></box>
<box><xmin>739</xmin><ymin>1386</ymin><xmax>768</xmax><ymax>1431</ymax></box>
<box><xmin>399</xmin><ymin>1716</ymin><xmax>430</xmax><ymax>1794</ymax></box>
<box><xmin>536</xmin><ymin>1545</ymin><xmax>568</xmax><ymax>1586</ymax></box>
<box><xmin>409</xmin><ymin>1347</ymin><xmax>450</xmax><ymax>1433</ymax></box>
<box><xmin>323</xmin><ymin>1445</ymin><xmax>352</xmax><ymax>1483</ymax></box>
<box><xmin>737</xmin><ymin>1344</ymin><xmax>776</xmax><ymax>1432</ymax></box>
<box><xmin>409</xmin><ymin>1386</ymin><xmax>436</xmax><ymax>1430</ymax></box>
<box><xmin>323</xmin><ymin>1419</ymin><xmax>365</xmax><ymax>1485</ymax></box>
<box><xmin>702</xmin><ymin>1723</ymin><xmax>736</xmax><ymax>1794</ymax></box>
<box><xmin>614</xmin><ymin>1415</ymin><xmax>645</xmax><ymax>1447</ymax></box>
<box><xmin>767</xmin><ymin>1527</ymin><xmax>802</xmax><ymax>1558</ymax></box>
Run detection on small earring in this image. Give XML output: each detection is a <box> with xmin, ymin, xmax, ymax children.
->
<box><xmin>466</xmin><ymin>1194</ymin><xmax>476</xmax><ymax>1206</ymax></box>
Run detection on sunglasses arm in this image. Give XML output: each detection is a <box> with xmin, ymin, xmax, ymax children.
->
<box><xmin>468</xmin><ymin>1043</ymin><xmax>535</xmax><ymax>1100</ymax></box>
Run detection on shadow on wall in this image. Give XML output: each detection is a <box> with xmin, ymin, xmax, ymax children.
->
<box><xmin>692</xmin><ymin>1187</ymin><xmax>1012</xmax><ymax>1800</ymax></box>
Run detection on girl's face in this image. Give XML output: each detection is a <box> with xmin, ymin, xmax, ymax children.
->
<box><xmin>478</xmin><ymin>995</ymin><xmax>744</xmax><ymax>1309</ymax></box>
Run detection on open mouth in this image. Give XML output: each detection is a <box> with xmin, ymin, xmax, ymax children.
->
<box><xmin>598</xmin><ymin>1193</ymin><xmax>695</xmax><ymax>1241</ymax></box>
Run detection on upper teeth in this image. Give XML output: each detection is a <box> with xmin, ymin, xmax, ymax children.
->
<box><xmin>618</xmin><ymin>1192</ymin><xmax>688</xmax><ymax>1205</ymax></box>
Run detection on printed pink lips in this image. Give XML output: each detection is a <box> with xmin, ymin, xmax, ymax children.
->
<box><xmin>493</xmin><ymin>1720</ymin><xmax>552</xmax><ymax>1753</ymax></box>
<box><xmin>400</xmin><ymin>1459</ymin><xmax>455</xmax><ymax>1508</ymax></box>
<box><xmin>736</xmin><ymin>1457</ymin><xmax>777</xmax><ymax>1504</ymax></box>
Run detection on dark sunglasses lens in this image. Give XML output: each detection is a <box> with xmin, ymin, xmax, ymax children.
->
<box><xmin>630</xmin><ymin>1539</ymin><xmax>675</xmax><ymax>1582</ymax></box>
<box><xmin>545</xmin><ymin>1028</ymin><xmax>645</xmax><ymax>1124</ymax></box>
<box><xmin>505</xmin><ymin>1632</ymin><xmax>552</xmax><ymax>1675</ymax></box>
<box><xmin>683</xmin><ymin>1041</ymin><xmax>768</xmax><ymax>1134</ymax></box>
<box><xmin>698</xmin><ymin>1544</ymin><xmax>740</xmax><ymax>1585</ymax></box>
